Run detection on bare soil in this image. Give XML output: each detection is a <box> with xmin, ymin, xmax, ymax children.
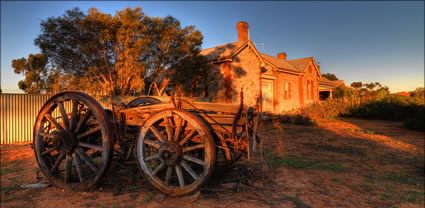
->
<box><xmin>1</xmin><ymin>117</ymin><xmax>424</xmax><ymax>208</ymax></box>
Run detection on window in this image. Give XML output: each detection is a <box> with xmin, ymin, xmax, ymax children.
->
<box><xmin>310</xmin><ymin>80</ymin><xmax>314</xmax><ymax>100</ymax></box>
<box><xmin>307</xmin><ymin>80</ymin><xmax>313</xmax><ymax>100</ymax></box>
<box><xmin>283</xmin><ymin>81</ymin><xmax>291</xmax><ymax>100</ymax></box>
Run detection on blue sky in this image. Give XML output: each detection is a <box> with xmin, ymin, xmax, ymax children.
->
<box><xmin>1</xmin><ymin>1</ymin><xmax>423</xmax><ymax>93</ymax></box>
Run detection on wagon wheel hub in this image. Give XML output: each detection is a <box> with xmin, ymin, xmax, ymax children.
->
<box><xmin>53</xmin><ymin>130</ymin><xmax>77</xmax><ymax>155</ymax></box>
<box><xmin>158</xmin><ymin>141</ymin><xmax>182</xmax><ymax>167</ymax></box>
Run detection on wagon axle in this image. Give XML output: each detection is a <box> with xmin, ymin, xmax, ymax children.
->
<box><xmin>158</xmin><ymin>141</ymin><xmax>183</xmax><ymax>167</ymax></box>
<box><xmin>52</xmin><ymin>130</ymin><xmax>77</xmax><ymax>155</ymax></box>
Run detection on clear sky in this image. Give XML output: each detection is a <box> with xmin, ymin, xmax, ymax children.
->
<box><xmin>1</xmin><ymin>1</ymin><xmax>424</xmax><ymax>93</ymax></box>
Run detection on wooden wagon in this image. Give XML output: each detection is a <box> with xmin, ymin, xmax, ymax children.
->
<box><xmin>33</xmin><ymin>91</ymin><xmax>262</xmax><ymax>196</ymax></box>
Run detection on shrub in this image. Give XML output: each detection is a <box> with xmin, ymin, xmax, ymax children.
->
<box><xmin>299</xmin><ymin>94</ymin><xmax>424</xmax><ymax>131</ymax></box>
<box><xmin>333</xmin><ymin>85</ymin><xmax>356</xmax><ymax>98</ymax></box>
<box><xmin>403</xmin><ymin>107</ymin><xmax>425</xmax><ymax>131</ymax></box>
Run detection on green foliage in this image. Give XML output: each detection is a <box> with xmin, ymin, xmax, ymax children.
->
<box><xmin>410</xmin><ymin>87</ymin><xmax>424</xmax><ymax>100</ymax></box>
<box><xmin>350</xmin><ymin>81</ymin><xmax>363</xmax><ymax>89</ymax></box>
<box><xmin>403</xmin><ymin>111</ymin><xmax>424</xmax><ymax>131</ymax></box>
<box><xmin>304</xmin><ymin>143</ymin><xmax>366</xmax><ymax>157</ymax></box>
<box><xmin>346</xmin><ymin>95</ymin><xmax>424</xmax><ymax>122</ymax></box>
<box><xmin>17</xmin><ymin>7</ymin><xmax>204</xmax><ymax>95</ymax></box>
<box><xmin>270</xmin><ymin>155</ymin><xmax>346</xmax><ymax>173</ymax></box>
<box><xmin>331</xmin><ymin>177</ymin><xmax>340</xmax><ymax>183</ymax></box>
<box><xmin>142</xmin><ymin>192</ymin><xmax>153</xmax><ymax>203</ymax></box>
<box><xmin>322</xmin><ymin>73</ymin><xmax>338</xmax><ymax>81</ymax></box>
<box><xmin>383</xmin><ymin>171</ymin><xmax>424</xmax><ymax>186</ymax></box>
<box><xmin>276</xmin><ymin>114</ymin><xmax>316</xmax><ymax>126</ymax></box>
<box><xmin>333</xmin><ymin>85</ymin><xmax>356</xmax><ymax>98</ymax></box>
<box><xmin>11</xmin><ymin>54</ymin><xmax>49</xmax><ymax>93</ymax></box>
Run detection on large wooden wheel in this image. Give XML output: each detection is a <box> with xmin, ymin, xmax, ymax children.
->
<box><xmin>33</xmin><ymin>92</ymin><xmax>113</xmax><ymax>191</ymax></box>
<box><xmin>136</xmin><ymin>109</ymin><xmax>216</xmax><ymax>197</ymax></box>
<box><xmin>127</xmin><ymin>97</ymin><xmax>161</xmax><ymax>108</ymax></box>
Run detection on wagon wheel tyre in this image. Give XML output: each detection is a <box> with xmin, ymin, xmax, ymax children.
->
<box><xmin>127</xmin><ymin>97</ymin><xmax>161</xmax><ymax>108</ymax></box>
<box><xmin>136</xmin><ymin>109</ymin><xmax>216</xmax><ymax>197</ymax></box>
<box><xmin>33</xmin><ymin>92</ymin><xmax>113</xmax><ymax>191</ymax></box>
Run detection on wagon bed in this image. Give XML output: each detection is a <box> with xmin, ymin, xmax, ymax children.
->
<box><xmin>32</xmin><ymin>91</ymin><xmax>262</xmax><ymax>197</ymax></box>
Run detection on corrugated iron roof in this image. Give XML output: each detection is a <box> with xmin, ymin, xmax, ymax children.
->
<box><xmin>319</xmin><ymin>76</ymin><xmax>344</xmax><ymax>87</ymax></box>
<box><xmin>287</xmin><ymin>57</ymin><xmax>313</xmax><ymax>72</ymax></box>
<box><xmin>259</xmin><ymin>53</ymin><xmax>300</xmax><ymax>72</ymax></box>
<box><xmin>200</xmin><ymin>41</ymin><xmax>246</xmax><ymax>61</ymax></box>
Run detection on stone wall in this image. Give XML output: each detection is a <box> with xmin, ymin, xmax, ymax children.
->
<box><xmin>274</xmin><ymin>72</ymin><xmax>301</xmax><ymax>113</ymax></box>
<box><xmin>302</xmin><ymin>63</ymin><xmax>320</xmax><ymax>106</ymax></box>
<box><xmin>206</xmin><ymin>45</ymin><xmax>261</xmax><ymax>107</ymax></box>
<box><xmin>229</xmin><ymin>45</ymin><xmax>262</xmax><ymax>107</ymax></box>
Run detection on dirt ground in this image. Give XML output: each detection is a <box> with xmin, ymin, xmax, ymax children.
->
<box><xmin>1</xmin><ymin>117</ymin><xmax>424</xmax><ymax>208</ymax></box>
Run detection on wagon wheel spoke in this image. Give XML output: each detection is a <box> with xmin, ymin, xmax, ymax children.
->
<box><xmin>50</xmin><ymin>153</ymin><xmax>65</xmax><ymax>172</ymax></box>
<box><xmin>77</xmin><ymin>126</ymin><xmax>100</xmax><ymax>139</ymax></box>
<box><xmin>144</xmin><ymin>154</ymin><xmax>159</xmax><ymax>161</ymax></box>
<box><xmin>149</xmin><ymin>126</ymin><xmax>166</xmax><ymax>143</ymax></box>
<box><xmin>76</xmin><ymin>148</ymin><xmax>97</xmax><ymax>172</ymax></box>
<box><xmin>179</xmin><ymin>129</ymin><xmax>196</xmax><ymax>145</ymax></box>
<box><xmin>180</xmin><ymin>160</ymin><xmax>198</xmax><ymax>180</ymax></box>
<box><xmin>143</xmin><ymin>139</ymin><xmax>161</xmax><ymax>149</ymax></box>
<box><xmin>44</xmin><ymin>114</ymin><xmax>65</xmax><ymax>132</ymax></box>
<box><xmin>183</xmin><ymin>155</ymin><xmax>206</xmax><ymax>166</ymax></box>
<box><xmin>65</xmin><ymin>154</ymin><xmax>72</xmax><ymax>183</ymax></box>
<box><xmin>183</xmin><ymin>144</ymin><xmax>204</xmax><ymax>153</ymax></box>
<box><xmin>75</xmin><ymin>110</ymin><xmax>92</xmax><ymax>134</ymax></box>
<box><xmin>69</xmin><ymin>100</ymin><xmax>79</xmax><ymax>131</ymax></box>
<box><xmin>58</xmin><ymin>102</ymin><xmax>69</xmax><ymax>129</ymax></box>
<box><xmin>78</xmin><ymin>142</ymin><xmax>103</xmax><ymax>151</ymax></box>
<box><xmin>73</xmin><ymin>153</ymin><xmax>84</xmax><ymax>183</ymax></box>
<box><xmin>164</xmin><ymin>115</ymin><xmax>173</xmax><ymax>141</ymax></box>
<box><xmin>165</xmin><ymin>166</ymin><xmax>173</xmax><ymax>185</ymax></box>
<box><xmin>39</xmin><ymin>132</ymin><xmax>55</xmax><ymax>139</ymax></box>
<box><xmin>175</xmin><ymin>164</ymin><xmax>185</xmax><ymax>188</ymax></box>
<box><xmin>152</xmin><ymin>162</ymin><xmax>165</xmax><ymax>176</ymax></box>
<box><xmin>173</xmin><ymin>117</ymin><xmax>184</xmax><ymax>142</ymax></box>
<box><xmin>41</xmin><ymin>146</ymin><xmax>58</xmax><ymax>156</ymax></box>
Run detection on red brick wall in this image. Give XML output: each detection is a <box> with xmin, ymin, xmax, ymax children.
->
<box><xmin>302</xmin><ymin>63</ymin><xmax>320</xmax><ymax>105</ymax></box>
<box><xmin>274</xmin><ymin>72</ymin><xmax>301</xmax><ymax>113</ymax></box>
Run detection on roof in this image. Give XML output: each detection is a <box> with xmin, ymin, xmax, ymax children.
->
<box><xmin>319</xmin><ymin>76</ymin><xmax>344</xmax><ymax>88</ymax></box>
<box><xmin>200</xmin><ymin>41</ymin><xmax>321</xmax><ymax>76</ymax></box>
<box><xmin>259</xmin><ymin>53</ymin><xmax>300</xmax><ymax>72</ymax></box>
<box><xmin>200</xmin><ymin>41</ymin><xmax>246</xmax><ymax>61</ymax></box>
<box><xmin>287</xmin><ymin>57</ymin><xmax>313</xmax><ymax>72</ymax></box>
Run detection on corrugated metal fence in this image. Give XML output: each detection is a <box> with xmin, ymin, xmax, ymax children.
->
<box><xmin>0</xmin><ymin>93</ymin><xmax>117</xmax><ymax>145</ymax></box>
<box><xmin>0</xmin><ymin>93</ymin><xmax>204</xmax><ymax>145</ymax></box>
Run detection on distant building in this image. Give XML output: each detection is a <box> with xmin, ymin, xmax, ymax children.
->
<box><xmin>396</xmin><ymin>92</ymin><xmax>410</xmax><ymax>97</ymax></box>
<box><xmin>200</xmin><ymin>21</ymin><xmax>323</xmax><ymax>113</ymax></box>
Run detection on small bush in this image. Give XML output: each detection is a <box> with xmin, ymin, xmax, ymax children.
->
<box><xmin>276</xmin><ymin>114</ymin><xmax>316</xmax><ymax>126</ymax></box>
<box><xmin>403</xmin><ymin>107</ymin><xmax>425</xmax><ymax>131</ymax></box>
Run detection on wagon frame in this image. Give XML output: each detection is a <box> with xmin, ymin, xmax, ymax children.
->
<box><xmin>33</xmin><ymin>90</ymin><xmax>262</xmax><ymax>197</ymax></box>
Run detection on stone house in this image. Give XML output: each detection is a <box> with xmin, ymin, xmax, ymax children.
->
<box><xmin>200</xmin><ymin>21</ymin><xmax>322</xmax><ymax>113</ymax></box>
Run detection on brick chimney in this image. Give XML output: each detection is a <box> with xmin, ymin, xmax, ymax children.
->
<box><xmin>236</xmin><ymin>21</ymin><xmax>249</xmax><ymax>42</ymax></box>
<box><xmin>277</xmin><ymin>52</ymin><xmax>287</xmax><ymax>61</ymax></box>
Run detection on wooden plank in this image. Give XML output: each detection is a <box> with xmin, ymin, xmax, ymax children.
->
<box><xmin>200</xmin><ymin>115</ymin><xmax>246</xmax><ymax>126</ymax></box>
<box><xmin>181</xmin><ymin>101</ymin><xmax>247</xmax><ymax>114</ymax></box>
<box><xmin>210</xmin><ymin>125</ymin><xmax>244</xmax><ymax>134</ymax></box>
